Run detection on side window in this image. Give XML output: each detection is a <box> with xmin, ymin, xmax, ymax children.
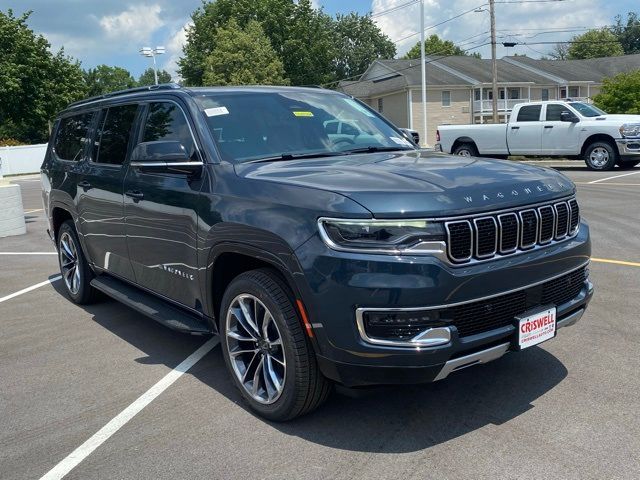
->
<box><xmin>516</xmin><ymin>105</ymin><xmax>542</xmax><ymax>122</ymax></box>
<box><xmin>142</xmin><ymin>102</ymin><xmax>196</xmax><ymax>160</ymax></box>
<box><xmin>93</xmin><ymin>104</ymin><xmax>139</xmax><ymax>165</ymax></box>
<box><xmin>324</xmin><ymin>121</ymin><xmax>338</xmax><ymax>134</ymax></box>
<box><xmin>546</xmin><ymin>104</ymin><xmax>572</xmax><ymax>122</ymax></box>
<box><xmin>54</xmin><ymin>113</ymin><xmax>93</xmax><ymax>161</ymax></box>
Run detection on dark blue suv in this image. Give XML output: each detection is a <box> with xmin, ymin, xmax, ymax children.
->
<box><xmin>41</xmin><ymin>84</ymin><xmax>593</xmax><ymax>420</ymax></box>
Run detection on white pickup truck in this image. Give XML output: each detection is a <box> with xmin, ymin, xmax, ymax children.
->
<box><xmin>435</xmin><ymin>101</ymin><xmax>640</xmax><ymax>170</ymax></box>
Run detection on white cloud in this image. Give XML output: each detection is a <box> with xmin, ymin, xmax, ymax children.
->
<box><xmin>99</xmin><ymin>4</ymin><xmax>165</xmax><ymax>45</ymax></box>
<box><xmin>372</xmin><ymin>0</ymin><xmax>609</xmax><ymax>59</ymax></box>
<box><xmin>163</xmin><ymin>21</ymin><xmax>192</xmax><ymax>80</ymax></box>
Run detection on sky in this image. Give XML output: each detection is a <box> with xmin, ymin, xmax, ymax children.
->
<box><xmin>0</xmin><ymin>0</ymin><xmax>636</xmax><ymax>80</ymax></box>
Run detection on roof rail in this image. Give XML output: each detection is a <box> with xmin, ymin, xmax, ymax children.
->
<box><xmin>67</xmin><ymin>83</ymin><xmax>182</xmax><ymax>108</ymax></box>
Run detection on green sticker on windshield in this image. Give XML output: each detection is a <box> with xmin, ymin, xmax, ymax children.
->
<box><xmin>293</xmin><ymin>111</ymin><xmax>314</xmax><ymax>117</ymax></box>
<box><xmin>343</xmin><ymin>98</ymin><xmax>375</xmax><ymax>117</ymax></box>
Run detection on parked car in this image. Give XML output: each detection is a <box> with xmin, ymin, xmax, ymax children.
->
<box><xmin>41</xmin><ymin>85</ymin><xmax>593</xmax><ymax>421</ymax></box>
<box><xmin>436</xmin><ymin>101</ymin><xmax>640</xmax><ymax>170</ymax></box>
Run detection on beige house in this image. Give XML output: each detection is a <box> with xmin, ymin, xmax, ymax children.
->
<box><xmin>338</xmin><ymin>54</ymin><xmax>640</xmax><ymax>145</ymax></box>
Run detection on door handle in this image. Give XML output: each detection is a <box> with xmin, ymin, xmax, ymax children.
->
<box><xmin>77</xmin><ymin>180</ymin><xmax>92</xmax><ymax>191</ymax></box>
<box><xmin>125</xmin><ymin>190</ymin><xmax>144</xmax><ymax>202</ymax></box>
<box><xmin>544</xmin><ymin>125</ymin><xmax>554</xmax><ymax>129</ymax></box>
<box><xmin>511</xmin><ymin>126</ymin><xmax>520</xmax><ymax>130</ymax></box>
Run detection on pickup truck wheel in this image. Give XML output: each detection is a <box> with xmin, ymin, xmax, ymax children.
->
<box><xmin>453</xmin><ymin>143</ymin><xmax>478</xmax><ymax>157</ymax></box>
<box><xmin>56</xmin><ymin>220</ymin><xmax>98</xmax><ymax>304</ymax></box>
<box><xmin>220</xmin><ymin>269</ymin><xmax>331</xmax><ymax>421</ymax></box>
<box><xmin>584</xmin><ymin>142</ymin><xmax>617</xmax><ymax>170</ymax></box>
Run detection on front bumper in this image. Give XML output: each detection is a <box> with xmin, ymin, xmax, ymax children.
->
<box><xmin>616</xmin><ymin>138</ymin><xmax>640</xmax><ymax>159</ymax></box>
<box><xmin>295</xmin><ymin>220</ymin><xmax>592</xmax><ymax>387</ymax></box>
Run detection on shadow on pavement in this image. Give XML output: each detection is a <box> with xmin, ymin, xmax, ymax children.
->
<box><xmin>51</xmin><ymin>280</ymin><xmax>567</xmax><ymax>454</ymax></box>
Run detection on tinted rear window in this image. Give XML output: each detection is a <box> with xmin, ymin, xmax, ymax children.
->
<box><xmin>54</xmin><ymin>113</ymin><xmax>93</xmax><ymax>161</ymax></box>
<box><xmin>516</xmin><ymin>105</ymin><xmax>542</xmax><ymax>122</ymax></box>
<box><xmin>93</xmin><ymin>105</ymin><xmax>138</xmax><ymax>165</ymax></box>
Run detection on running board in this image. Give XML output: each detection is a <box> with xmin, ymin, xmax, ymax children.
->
<box><xmin>90</xmin><ymin>275</ymin><xmax>212</xmax><ymax>335</ymax></box>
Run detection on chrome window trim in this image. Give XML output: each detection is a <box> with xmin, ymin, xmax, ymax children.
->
<box><xmin>519</xmin><ymin>209</ymin><xmax>539</xmax><ymax>249</ymax></box>
<box><xmin>497</xmin><ymin>212</ymin><xmax>519</xmax><ymax>254</ymax></box>
<box><xmin>537</xmin><ymin>205</ymin><xmax>556</xmax><ymax>244</ymax></box>
<box><xmin>130</xmin><ymin>161</ymin><xmax>204</xmax><ymax>168</ymax></box>
<box><xmin>445</xmin><ymin>220</ymin><xmax>473</xmax><ymax>262</ymax></box>
<box><xmin>554</xmin><ymin>202</ymin><xmax>570</xmax><ymax>239</ymax></box>
<box><xmin>473</xmin><ymin>217</ymin><xmax>498</xmax><ymax>259</ymax></box>
<box><xmin>354</xmin><ymin>260</ymin><xmax>590</xmax><ymax>348</ymax></box>
<box><xmin>568</xmin><ymin>199</ymin><xmax>580</xmax><ymax>234</ymax></box>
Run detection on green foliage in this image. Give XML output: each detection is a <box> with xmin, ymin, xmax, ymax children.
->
<box><xmin>138</xmin><ymin>68</ymin><xmax>172</xmax><ymax>86</ymax></box>
<box><xmin>84</xmin><ymin>65</ymin><xmax>136</xmax><ymax>97</ymax></box>
<box><xmin>612</xmin><ymin>12</ymin><xmax>640</xmax><ymax>55</ymax></box>
<box><xmin>567</xmin><ymin>29</ymin><xmax>624</xmax><ymax>60</ymax></box>
<box><xmin>202</xmin><ymin>19</ymin><xmax>288</xmax><ymax>85</ymax></box>
<box><xmin>0</xmin><ymin>138</ymin><xmax>24</xmax><ymax>147</ymax></box>
<box><xmin>403</xmin><ymin>35</ymin><xmax>481</xmax><ymax>59</ymax></box>
<box><xmin>332</xmin><ymin>13</ymin><xmax>396</xmax><ymax>81</ymax></box>
<box><xmin>179</xmin><ymin>0</ymin><xmax>397</xmax><ymax>86</ymax></box>
<box><xmin>0</xmin><ymin>9</ymin><xmax>86</xmax><ymax>143</ymax></box>
<box><xmin>593</xmin><ymin>70</ymin><xmax>640</xmax><ymax>114</ymax></box>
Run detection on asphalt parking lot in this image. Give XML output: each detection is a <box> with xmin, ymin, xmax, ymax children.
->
<box><xmin>1</xmin><ymin>162</ymin><xmax>639</xmax><ymax>480</ymax></box>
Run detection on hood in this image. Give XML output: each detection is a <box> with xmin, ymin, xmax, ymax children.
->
<box><xmin>235</xmin><ymin>151</ymin><xmax>575</xmax><ymax>217</ymax></box>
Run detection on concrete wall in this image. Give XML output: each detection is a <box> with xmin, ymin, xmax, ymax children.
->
<box><xmin>0</xmin><ymin>144</ymin><xmax>47</xmax><ymax>177</ymax></box>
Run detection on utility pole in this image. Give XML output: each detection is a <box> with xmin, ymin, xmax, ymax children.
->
<box><xmin>420</xmin><ymin>0</ymin><xmax>428</xmax><ymax>146</ymax></box>
<box><xmin>489</xmin><ymin>0</ymin><xmax>499</xmax><ymax>123</ymax></box>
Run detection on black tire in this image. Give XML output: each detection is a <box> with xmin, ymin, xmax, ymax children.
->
<box><xmin>584</xmin><ymin>141</ymin><xmax>617</xmax><ymax>170</ymax></box>
<box><xmin>56</xmin><ymin>220</ymin><xmax>99</xmax><ymax>304</ymax></box>
<box><xmin>453</xmin><ymin>142</ymin><xmax>478</xmax><ymax>157</ymax></box>
<box><xmin>617</xmin><ymin>161</ymin><xmax>640</xmax><ymax>170</ymax></box>
<box><xmin>220</xmin><ymin>268</ymin><xmax>331</xmax><ymax>421</ymax></box>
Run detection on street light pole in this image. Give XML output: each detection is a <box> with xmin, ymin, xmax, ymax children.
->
<box><xmin>489</xmin><ymin>0</ymin><xmax>499</xmax><ymax>123</ymax></box>
<box><xmin>420</xmin><ymin>0</ymin><xmax>428</xmax><ymax>146</ymax></box>
<box><xmin>139</xmin><ymin>46</ymin><xmax>165</xmax><ymax>85</ymax></box>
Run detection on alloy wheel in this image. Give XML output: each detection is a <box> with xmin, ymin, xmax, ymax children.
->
<box><xmin>457</xmin><ymin>149</ymin><xmax>472</xmax><ymax>157</ymax></box>
<box><xmin>589</xmin><ymin>147</ymin><xmax>609</xmax><ymax>168</ymax></box>
<box><xmin>59</xmin><ymin>231</ymin><xmax>81</xmax><ymax>295</ymax></box>
<box><xmin>225</xmin><ymin>294</ymin><xmax>286</xmax><ymax>405</ymax></box>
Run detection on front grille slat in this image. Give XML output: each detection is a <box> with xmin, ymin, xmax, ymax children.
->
<box><xmin>444</xmin><ymin>197</ymin><xmax>580</xmax><ymax>264</ymax></box>
<box><xmin>442</xmin><ymin>267</ymin><xmax>587</xmax><ymax>337</ymax></box>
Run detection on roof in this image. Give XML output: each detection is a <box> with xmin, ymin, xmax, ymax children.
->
<box><xmin>338</xmin><ymin>54</ymin><xmax>640</xmax><ymax>98</ymax></box>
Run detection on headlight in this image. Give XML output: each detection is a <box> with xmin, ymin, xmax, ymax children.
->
<box><xmin>318</xmin><ymin>218</ymin><xmax>445</xmax><ymax>254</ymax></box>
<box><xmin>620</xmin><ymin>123</ymin><xmax>640</xmax><ymax>138</ymax></box>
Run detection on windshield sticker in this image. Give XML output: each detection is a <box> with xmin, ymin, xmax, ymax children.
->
<box><xmin>205</xmin><ymin>106</ymin><xmax>230</xmax><ymax>117</ymax></box>
<box><xmin>293</xmin><ymin>111</ymin><xmax>314</xmax><ymax>117</ymax></box>
<box><xmin>390</xmin><ymin>136</ymin><xmax>412</xmax><ymax>146</ymax></box>
<box><xmin>343</xmin><ymin>98</ymin><xmax>376</xmax><ymax>117</ymax></box>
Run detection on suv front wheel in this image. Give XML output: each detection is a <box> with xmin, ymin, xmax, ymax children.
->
<box><xmin>57</xmin><ymin>220</ymin><xmax>98</xmax><ymax>304</ymax></box>
<box><xmin>220</xmin><ymin>269</ymin><xmax>331</xmax><ymax>421</ymax></box>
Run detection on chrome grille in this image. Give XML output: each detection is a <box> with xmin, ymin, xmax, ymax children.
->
<box><xmin>445</xmin><ymin>197</ymin><xmax>580</xmax><ymax>264</ymax></box>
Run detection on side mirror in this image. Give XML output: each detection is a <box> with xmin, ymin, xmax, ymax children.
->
<box><xmin>560</xmin><ymin>111</ymin><xmax>579</xmax><ymax>123</ymax></box>
<box><xmin>130</xmin><ymin>141</ymin><xmax>202</xmax><ymax>175</ymax></box>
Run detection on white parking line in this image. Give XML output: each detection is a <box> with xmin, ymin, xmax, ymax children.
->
<box><xmin>0</xmin><ymin>276</ymin><xmax>62</xmax><ymax>303</ymax></box>
<box><xmin>588</xmin><ymin>171</ymin><xmax>640</xmax><ymax>184</ymax></box>
<box><xmin>39</xmin><ymin>336</ymin><xmax>219</xmax><ymax>480</ymax></box>
<box><xmin>0</xmin><ymin>252</ymin><xmax>57</xmax><ymax>255</ymax></box>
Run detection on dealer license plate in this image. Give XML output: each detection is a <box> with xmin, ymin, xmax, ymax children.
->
<box><xmin>517</xmin><ymin>307</ymin><xmax>556</xmax><ymax>349</ymax></box>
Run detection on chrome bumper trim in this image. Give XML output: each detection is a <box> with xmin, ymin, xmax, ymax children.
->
<box><xmin>556</xmin><ymin>307</ymin><xmax>584</xmax><ymax>329</ymax></box>
<box><xmin>434</xmin><ymin>342</ymin><xmax>511</xmax><ymax>381</ymax></box>
<box><xmin>616</xmin><ymin>139</ymin><xmax>640</xmax><ymax>156</ymax></box>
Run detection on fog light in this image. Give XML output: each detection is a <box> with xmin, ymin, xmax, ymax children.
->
<box><xmin>363</xmin><ymin>310</ymin><xmax>446</xmax><ymax>341</ymax></box>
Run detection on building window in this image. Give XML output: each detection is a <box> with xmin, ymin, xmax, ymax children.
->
<box><xmin>474</xmin><ymin>89</ymin><xmax>481</xmax><ymax>101</ymax></box>
<box><xmin>541</xmin><ymin>89</ymin><xmax>549</xmax><ymax>101</ymax></box>
<box><xmin>509</xmin><ymin>88</ymin><xmax>520</xmax><ymax>99</ymax></box>
<box><xmin>569</xmin><ymin>86</ymin><xmax>579</xmax><ymax>97</ymax></box>
<box><xmin>377</xmin><ymin>98</ymin><xmax>383</xmax><ymax>113</ymax></box>
<box><xmin>442</xmin><ymin>90</ymin><xmax>451</xmax><ymax>107</ymax></box>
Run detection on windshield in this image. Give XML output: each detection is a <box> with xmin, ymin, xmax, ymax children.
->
<box><xmin>569</xmin><ymin>102</ymin><xmax>606</xmax><ymax>117</ymax></box>
<box><xmin>192</xmin><ymin>90</ymin><xmax>415</xmax><ymax>163</ymax></box>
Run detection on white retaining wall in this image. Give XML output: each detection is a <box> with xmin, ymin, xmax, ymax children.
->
<box><xmin>0</xmin><ymin>144</ymin><xmax>48</xmax><ymax>177</ymax></box>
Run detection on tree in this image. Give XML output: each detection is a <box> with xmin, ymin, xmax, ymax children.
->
<box><xmin>593</xmin><ymin>70</ymin><xmax>640</xmax><ymax>114</ymax></box>
<box><xmin>612</xmin><ymin>12</ymin><xmax>640</xmax><ymax>54</ymax></box>
<box><xmin>547</xmin><ymin>43</ymin><xmax>569</xmax><ymax>60</ymax></box>
<box><xmin>138</xmin><ymin>68</ymin><xmax>172</xmax><ymax>86</ymax></box>
<box><xmin>202</xmin><ymin>19</ymin><xmax>288</xmax><ymax>86</ymax></box>
<box><xmin>332</xmin><ymin>13</ymin><xmax>396</xmax><ymax>81</ymax></box>
<box><xmin>403</xmin><ymin>34</ymin><xmax>481</xmax><ymax>59</ymax></box>
<box><xmin>0</xmin><ymin>9</ymin><xmax>86</xmax><ymax>143</ymax></box>
<box><xmin>179</xmin><ymin>0</ymin><xmax>295</xmax><ymax>86</ymax></box>
<box><xmin>567</xmin><ymin>29</ymin><xmax>624</xmax><ymax>59</ymax></box>
<box><xmin>84</xmin><ymin>65</ymin><xmax>136</xmax><ymax>97</ymax></box>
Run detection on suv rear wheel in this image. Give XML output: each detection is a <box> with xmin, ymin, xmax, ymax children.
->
<box><xmin>57</xmin><ymin>220</ymin><xmax>98</xmax><ymax>304</ymax></box>
<box><xmin>220</xmin><ymin>269</ymin><xmax>331</xmax><ymax>421</ymax></box>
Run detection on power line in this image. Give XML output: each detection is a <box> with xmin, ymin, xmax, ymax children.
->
<box><xmin>370</xmin><ymin>0</ymin><xmax>419</xmax><ymax>18</ymax></box>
